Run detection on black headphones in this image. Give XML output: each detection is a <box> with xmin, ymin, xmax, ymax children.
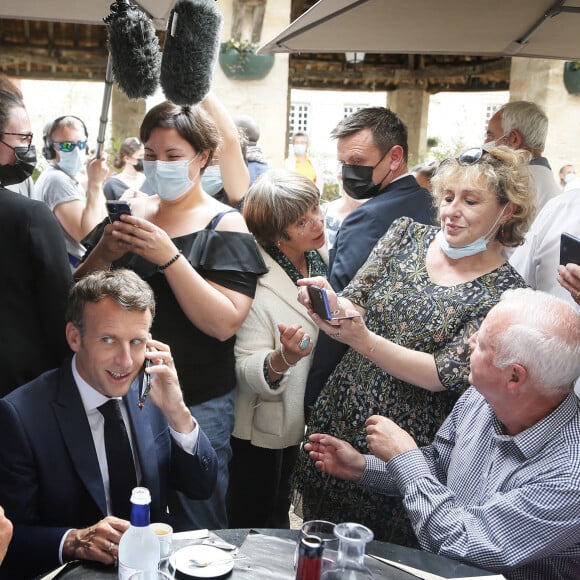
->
<box><xmin>42</xmin><ymin>115</ymin><xmax>89</xmax><ymax>160</ymax></box>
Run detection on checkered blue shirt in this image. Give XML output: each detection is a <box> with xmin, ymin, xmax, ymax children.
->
<box><xmin>360</xmin><ymin>387</ymin><xmax>580</xmax><ymax>579</ymax></box>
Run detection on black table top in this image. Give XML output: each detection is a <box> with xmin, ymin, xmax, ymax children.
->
<box><xmin>46</xmin><ymin>528</ymin><xmax>495</xmax><ymax>579</ymax></box>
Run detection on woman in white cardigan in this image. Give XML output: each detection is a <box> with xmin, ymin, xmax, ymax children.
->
<box><xmin>227</xmin><ymin>169</ymin><xmax>328</xmax><ymax>528</ymax></box>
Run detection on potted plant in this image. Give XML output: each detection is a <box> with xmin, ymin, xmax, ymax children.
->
<box><xmin>563</xmin><ymin>61</ymin><xmax>580</xmax><ymax>95</ymax></box>
<box><xmin>218</xmin><ymin>39</ymin><xmax>275</xmax><ymax>80</ymax></box>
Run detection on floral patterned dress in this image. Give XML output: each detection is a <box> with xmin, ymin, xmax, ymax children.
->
<box><xmin>293</xmin><ymin>217</ymin><xmax>527</xmax><ymax>546</ymax></box>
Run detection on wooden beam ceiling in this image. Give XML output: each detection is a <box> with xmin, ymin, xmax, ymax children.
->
<box><xmin>0</xmin><ymin>0</ymin><xmax>511</xmax><ymax>92</ymax></box>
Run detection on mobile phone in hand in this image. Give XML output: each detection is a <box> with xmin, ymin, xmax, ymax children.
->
<box><xmin>560</xmin><ymin>232</ymin><xmax>580</xmax><ymax>266</ymax></box>
<box><xmin>307</xmin><ymin>285</ymin><xmax>333</xmax><ymax>320</ymax></box>
<box><xmin>106</xmin><ymin>200</ymin><xmax>132</xmax><ymax>222</ymax></box>
<box><xmin>307</xmin><ymin>285</ymin><xmax>361</xmax><ymax>321</ymax></box>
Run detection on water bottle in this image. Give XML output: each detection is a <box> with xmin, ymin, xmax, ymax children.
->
<box><xmin>118</xmin><ymin>487</ymin><xmax>160</xmax><ymax>580</ymax></box>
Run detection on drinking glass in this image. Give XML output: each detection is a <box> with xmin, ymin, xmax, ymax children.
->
<box><xmin>321</xmin><ymin>522</ymin><xmax>375</xmax><ymax>579</ymax></box>
<box><xmin>127</xmin><ymin>571</ymin><xmax>173</xmax><ymax>580</ymax></box>
<box><xmin>294</xmin><ymin>520</ymin><xmax>338</xmax><ymax>573</ymax></box>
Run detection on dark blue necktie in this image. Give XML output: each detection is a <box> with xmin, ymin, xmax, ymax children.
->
<box><xmin>98</xmin><ymin>399</ymin><xmax>137</xmax><ymax>519</ymax></box>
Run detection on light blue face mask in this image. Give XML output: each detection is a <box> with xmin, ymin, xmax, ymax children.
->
<box><xmin>58</xmin><ymin>148</ymin><xmax>85</xmax><ymax>176</ymax></box>
<box><xmin>563</xmin><ymin>172</ymin><xmax>576</xmax><ymax>185</ymax></box>
<box><xmin>143</xmin><ymin>157</ymin><xmax>197</xmax><ymax>201</ymax></box>
<box><xmin>437</xmin><ymin>204</ymin><xmax>508</xmax><ymax>260</ymax></box>
<box><xmin>293</xmin><ymin>144</ymin><xmax>307</xmax><ymax>156</ymax></box>
<box><xmin>201</xmin><ymin>165</ymin><xmax>223</xmax><ymax>197</ymax></box>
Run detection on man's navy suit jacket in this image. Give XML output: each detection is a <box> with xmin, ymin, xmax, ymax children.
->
<box><xmin>305</xmin><ymin>175</ymin><xmax>436</xmax><ymax>410</ymax></box>
<box><xmin>0</xmin><ymin>360</ymin><xmax>218</xmax><ymax>579</ymax></box>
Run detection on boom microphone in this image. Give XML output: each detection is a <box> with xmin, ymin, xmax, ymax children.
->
<box><xmin>160</xmin><ymin>0</ymin><xmax>223</xmax><ymax>106</ymax></box>
<box><xmin>105</xmin><ymin>0</ymin><xmax>162</xmax><ymax>99</ymax></box>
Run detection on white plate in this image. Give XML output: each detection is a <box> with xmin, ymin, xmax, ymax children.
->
<box><xmin>170</xmin><ymin>544</ymin><xmax>234</xmax><ymax>578</ymax></box>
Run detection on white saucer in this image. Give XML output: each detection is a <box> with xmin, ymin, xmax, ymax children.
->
<box><xmin>170</xmin><ymin>544</ymin><xmax>234</xmax><ymax>578</ymax></box>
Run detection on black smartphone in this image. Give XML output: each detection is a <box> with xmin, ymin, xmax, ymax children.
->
<box><xmin>106</xmin><ymin>200</ymin><xmax>132</xmax><ymax>222</ymax></box>
<box><xmin>307</xmin><ymin>285</ymin><xmax>361</xmax><ymax>321</ymax></box>
<box><xmin>138</xmin><ymin>356</ymin><xmax>152</xmax><ymax>409</ymax></box>
<box><xmin>307</xmin><ymin>285</ymin><xmax>333</xmax><ymax>320</ymax></box>
<box><xmin>560</xmin><ymin>232</ymin><xmax>580</xmax><ymax>266</ymax></box>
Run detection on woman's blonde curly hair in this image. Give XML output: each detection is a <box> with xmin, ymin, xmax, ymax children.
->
<box><xmin>431</xmin><ymin>145</ymin><xmax>536</xmax><ymax>247</ymax></box>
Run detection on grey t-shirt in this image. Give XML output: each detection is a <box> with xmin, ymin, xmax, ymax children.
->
<box><xmin>34</xmin><ymin>165</ymin><xmax>86</xmax><ymax>264</ymax></box>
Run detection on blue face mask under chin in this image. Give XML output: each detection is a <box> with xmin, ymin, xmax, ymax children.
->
<box><xmin>436</xmin><ymin>230</ymin><xmax>488</xmax><ymax>259</ymax></box>
<box><xmin>437</xmin><ymin>204</ymin><xmax>508</xmax><ymax>260</ymax></box>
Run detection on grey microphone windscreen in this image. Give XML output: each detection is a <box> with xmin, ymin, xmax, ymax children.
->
<box><xmin>106</xmin><ymin>1</ymin><xmax>161</xmax><ymax>99</ymax></box>
<box><xmin>160</xmin><ymin>0</ymin><xmax>223</xmax><ymax>106</ymax></box>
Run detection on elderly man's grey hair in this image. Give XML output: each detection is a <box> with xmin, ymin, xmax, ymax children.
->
<box><xmin>492</xmin><ymin>288</ymin><xmax>580</xmax><ymax>395</ymax></box>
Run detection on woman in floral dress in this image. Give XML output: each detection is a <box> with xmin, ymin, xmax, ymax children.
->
<box><xmin>293</xmin><ymin>146</ymin><xmax>536</xmax><ymax>545</ymax></box>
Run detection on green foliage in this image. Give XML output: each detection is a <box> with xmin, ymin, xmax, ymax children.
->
<box><xmin>321</xmin><ymin>181</ymin><xmax>340</xmax><ymax>203</ymax></box>
<box><xmin>222</xmin><ymin>39</ymin><xmax>258</xmax><ymax>54</ymax></box>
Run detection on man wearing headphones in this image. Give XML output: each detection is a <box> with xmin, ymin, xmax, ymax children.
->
<box><xmin>34</xmin><ymin>116</ymin><xmax>109</xmax><ymax>268</ymax></box>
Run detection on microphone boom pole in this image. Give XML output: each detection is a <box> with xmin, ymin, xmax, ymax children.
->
<box><xmin>95</xmin><ymin>57</ymin><xmax>114</xmax><ymax>159</ymax></box>
<box><xmin>96</xmin><ymin>0</ymin><xmax>161</xmax><ymax>158</ymax></box>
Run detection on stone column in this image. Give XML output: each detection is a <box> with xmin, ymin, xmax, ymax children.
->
<box><xmin>509</xmin><ymin>57</ymin><xmax>580</xmax><ymax>173</ymax></box>
<box><xmin>387</xmin><ymin>87</ymin><xmax>430</xmax><ymax>164</ymax></box>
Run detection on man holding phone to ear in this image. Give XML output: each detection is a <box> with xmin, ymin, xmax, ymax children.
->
<box><xmin>34</xmin><ymin>115</ymin><xmax>109</xmax><ymax>268</ymax></box>
<box><xmin>0</xmin><ymin>269</ymin><xmax>217</xmax><ymax>579</ymax></box>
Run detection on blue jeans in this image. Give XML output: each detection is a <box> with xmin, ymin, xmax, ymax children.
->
<box><xmin>168</xmin><ymin>391</ymin><xmax>234</xmax><ymax>531</ymax></box>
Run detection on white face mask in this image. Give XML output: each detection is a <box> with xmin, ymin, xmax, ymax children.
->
<box><xmin>143</xmin><ymin>157</ymin><xmax>197</xmax><ymax>201</ymax></box>
<box><xmin>58</xmin><ymin>148</ymin><xmax>85</xmax><ymax>176</ymax></box>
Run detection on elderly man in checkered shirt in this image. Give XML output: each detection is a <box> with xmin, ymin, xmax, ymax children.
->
<box><xmin>305</xmin><ymin>288</ymin><xmax>580</xmax><ymax>580</ymax></box>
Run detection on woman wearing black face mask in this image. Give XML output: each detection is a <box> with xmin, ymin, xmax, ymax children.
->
<box><xmin>0</xmin><ymin>88</ymin><xmax>73</xmax><ymax>395</ymax></box>
<box><xmin>103</xmin><ymin>136</ymin><xmax>147</xmax><ymax>200</ymax></box>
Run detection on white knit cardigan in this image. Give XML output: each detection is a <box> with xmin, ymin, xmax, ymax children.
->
<box><xmin>232</xmin><ymin>245</ymin><xmax>328</xmax><ymax>449</ymax></box>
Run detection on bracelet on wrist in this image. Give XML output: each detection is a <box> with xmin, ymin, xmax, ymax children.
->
<box><xmin>159</xmin><ymin>250</ymin><xmax>182</xmax><ymax>272</ymax></box>
<box><xmin>267</xmin><ymin>353</ymin><xmax>287</xmax><ymax>376</ymax></box>
<box><xmin>279</xmin><ymin>344</ymin><xmax>297</xmax><ymax>367</ymax></box>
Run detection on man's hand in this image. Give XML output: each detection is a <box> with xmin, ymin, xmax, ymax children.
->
<box><xmin>365</xmin><ymin>415</ymin><xmax>417</xmax><ymax>462</ymax></box>
<box><xmin>558</xmin><ymin>263</ymin><xmax>580</xmax><ymax>305</ymax></box>
<box><xmin>305</xmin><ymin>433</ymin><xmax>365</xmax><ymax>482</ymax></box>
<box><xmin>0</xmin><ymin>505</ymin><xmax>13</xmax><ymax>565</ymax></box>
<box><xmin>62</xmin><ymin>516</ymin><xmax>129</xmax><ymax>565</ymax></box>
<box><xmin>86</xmin><ymin>154</ymin><xmax>110</xmax><ymax>193</ymax></box>
<box><xmin>146</xmin><ymin>339</ymin><xmax>195</xmax><ymax>435</ymax></box>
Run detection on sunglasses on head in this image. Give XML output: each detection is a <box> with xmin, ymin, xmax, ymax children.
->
<box><xmin>52</xmin><ymin>140</ymin><xmax>88</xmax><ymax>153</ymax></box>
<box><xmin>436</xmin><ymin>147</ymin><xmax>494</xmax><ymax>173</ymax></box>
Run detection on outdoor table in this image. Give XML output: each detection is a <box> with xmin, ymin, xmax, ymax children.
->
<box><xmin>43</xmin><ymin>528</ymin><xmax>497</xmax><ymax>579</ymax></box>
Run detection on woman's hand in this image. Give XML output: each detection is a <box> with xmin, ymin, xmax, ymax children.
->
<box><xmin>110</xmin><ymin>214</ymin><xmax>178</xmax><ymax>268</ymax></box>
<box><xmin>297</xmin><ymin>276</ymin><xmax>337</xmax><ymax>313</ymax></box>
<box><xmin>278</xmin><ymin>322</ymin><xmax>314</xmax><ymax>365</ymax></box>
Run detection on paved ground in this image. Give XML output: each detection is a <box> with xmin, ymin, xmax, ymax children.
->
<box><xmin>290</xmin><ymin>505</ymin><xmax>303</xmax><ymax>530</ymax></box>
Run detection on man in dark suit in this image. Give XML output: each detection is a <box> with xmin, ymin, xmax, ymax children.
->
<box><xmin>0</xmin><ymin>88</ymin><xmax>73</xmax><ymax>396</ymax></box>
<box><xmin>0</xmin><ymin>269</ymin><xmax>218</xmax><ymax>579</ymax></box>
<box><xmin>305</xmin><ymin>107</ymin><xmax>436</xmax><ymax>414</ymax></box>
